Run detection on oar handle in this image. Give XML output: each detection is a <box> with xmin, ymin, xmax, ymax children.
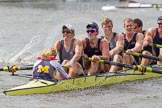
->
<box><xmin>89</xmin><ymin>57</ymin><xmax>133</xmax><ymax>69</ymax></box>
<box><xmin>141</xmin><ymin>44</ymin><xmax>162</xmax><ymax>51</ymax></box>
<box><xmin>155</xmin><ymin>44</ymin><xmax>162</xmax><ymax>48</ymax></box>
<box><xmin>132</xmin><ymin>52</ymin><xmax>162</xmax><ymax>61</ymax></box>
<box><xmin>132</xmin><ymin>52</ymin><xmax>140</xmax><ymax>57</ymax></box>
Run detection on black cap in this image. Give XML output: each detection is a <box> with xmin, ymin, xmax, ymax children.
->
<box><xmin>86</xmin><ymin>22</ymin><xmax>99</xmax><ymax>29</ymax></box>
<box><xmin>157</xmin><ymin>16</ymin><xmax>162</xmax><ymax>21</ymax></box>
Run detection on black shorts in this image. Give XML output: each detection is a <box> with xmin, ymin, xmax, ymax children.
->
<box><xmin>143</xmin><ymin>46</ymin><xmax>152</xmax><ymax>54</ymax></box>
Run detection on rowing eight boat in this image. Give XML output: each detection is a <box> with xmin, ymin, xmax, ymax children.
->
<box><xmin>3</xmin><ymin>65</ymin><xmax>162</xmax><ymax>96</ymax></box>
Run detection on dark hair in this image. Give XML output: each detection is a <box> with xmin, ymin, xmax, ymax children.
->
<box><xmin>134</xmin><ymin>18</ymin><xmax>143</xmax><ymax>27</ymax></box>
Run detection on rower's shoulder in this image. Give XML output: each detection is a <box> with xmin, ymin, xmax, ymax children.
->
<box><xmin>54</xmin><ymin>40</ymin><xmax>62</xmax><ymax>50</ymax></box>
<box><xmin>148</xmin><ymin>27</ymin><xmax>156</xmax><ymax>33</ymax></box>
<box><xmin>116</xmin><ymin>33</ymin><xmax>124</xmax><ymax>39</ymax></box>
<box><xmin>74</xmin><ymin>38</ymin><xmax>82</xmax><ymax>45</ymax></box>
<box><xmin>146</xmin><ymin>27</ymin><xmax>157</xmax><ymax>38</ymax></box>
<box><xmin>80</xmin><ymin>37</ymin><xmax>86</xmax><ymax>41</ymax></box>
<box><xmin>137</xmin><ymin>32</ymin><xmax>144</xmax><ymax>36</ymax></box>
<box><xmin>116</xmin><ymin>32</ymin><xmax>124</xmax><ymax>36</ymax></box>
<box><xmin>55</xmin><ymin>40</ymin><xmax>61</xmax><ymax>44</ymax></box>
<box><xmin>136</xmin><ymin>32</ymin><xmax>144</xmax><ymax>40</ymax></box>
<box><xmin>100</xmin><ymin>38</ymin><xmax>108</xmax><ymax>45</ymax></box>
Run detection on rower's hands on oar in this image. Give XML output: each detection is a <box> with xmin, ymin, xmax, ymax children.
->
<box><xmin>109</xmin><ymin>51</ymin><xmax>114</xmax><ymax>56</ymax></box>
<box><xmin>91</xmin><ymin>55</ymin><xmax>101</xmax><ymax>63</ymax></box>
<box><xmin>125</xmin><ymin>49</ymin><xmax>133</xmax><ymax>55</ymax></box>
<box><xmin>64</xmin><ymin>61</ymin><xmax>74</xmax><ymax>68</ymax></box>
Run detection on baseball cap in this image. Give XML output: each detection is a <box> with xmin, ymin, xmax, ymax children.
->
<box><xmin>62</xmin><ymin>24</ymin><xmax>75</xmax><ymax>31</ymax></box>
<box><xmin>157</xmin><ymin>16</ymin><xmax>162</xmax><ymax>21</ymax></box>
<box><xmin>86</xmin><ymin>22</ymin><xmax>99</xmax><ymax>29</ymax></box>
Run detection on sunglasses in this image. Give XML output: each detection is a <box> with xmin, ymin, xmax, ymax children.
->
<box><xmin>86</xmin><ymin>30</ymin><xmax>96</xmax><ymax>33</ymax></box>
<box><xmin>158</xmin><ymin>23</ymin><xmax>162</xmax><ymax>25</ymax></box>
<box><xmin>62</xmin><ymin>30</ymin><xmax>71</xmax><ymax>34</ymax></box>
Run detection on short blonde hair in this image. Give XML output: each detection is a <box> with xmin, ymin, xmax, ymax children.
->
<box><xmin>41</xmin><ymin>48</ymin><xmax>56</xmax><ymax>59</ymax></box>
<box><xmin>101</xmin><ymin>18</ymin><xmax>113</xmax><ymax>27</ymax></box>
<box><xmin>124</xmin><ymin>18</ymin><xmax>134</xmax><ymax>24</ymax></box>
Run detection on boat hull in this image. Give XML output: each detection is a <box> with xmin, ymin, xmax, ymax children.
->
<box><xmin>4</xmin><ymin>70</ymin><xmax>162</xmax><ymax>96</ymax></box>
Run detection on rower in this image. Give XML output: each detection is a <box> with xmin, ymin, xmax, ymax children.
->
<box><xmin>134</xmin><ymin>18</ymin><xmax>146</xmax><ymax>37</ymax></box>
<box><xmin>140</xmin><ymin>16</ymin><xmax>162</xmax><ymax>65</ymax></box>
<box><xmin>81</xmin><ymin>22</ymin><xmax>110</xmax><ymax>75</ymax></box>
<box><xmin>32</xmin><ymin>48</ymin><xmax>69</xmax><ymax>81</ymax></box>
<box><xmin>54</xmin><ymin>24</ymin><xmax>84</xmax><ymax>78</ymax></box>
<box><xmin>123</xmin><ymin>18</ymin><xmax>144</xmax><ymax>65</ymax></box>
<box><xmin>100</xmin><ymin>18</ymin><xmax>124</xmax><ymax>72</ymax></box>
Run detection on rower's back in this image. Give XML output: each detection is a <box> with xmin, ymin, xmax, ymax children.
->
<box><xmin>32</xmin><ymin>48</ymin><xmax>69</xmax><ymax>81</ymax></box>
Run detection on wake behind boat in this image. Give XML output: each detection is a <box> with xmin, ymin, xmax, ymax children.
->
<box><xmin>3</xmin><ymin>64</ymin><xmax>162</xmax><ymax>96</ymax></box>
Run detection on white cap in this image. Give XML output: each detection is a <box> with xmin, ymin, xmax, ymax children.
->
<box><xmin>62</xmin><ymin>24</ymin><xmax>75</xmax><ymax>31</ymax></box>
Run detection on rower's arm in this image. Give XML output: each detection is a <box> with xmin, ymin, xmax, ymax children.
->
<box><xmin>109</xmin><ymin>33</ymin><xmax>124</xmax><ymax>55</ymax></box>
<box><xmin>131</xmin><ymin>33</ymin><xmax>144</xmax><ymax>52</ymax></box>
<box><xmin>160</xmin><ymin>48</ymin><xmax>162</xmax><ymax>57</ymax></box>
<box><xmin>54</xmin><ymin>40</ymin><xmax>61</xmax><ymax>57</ymax></box>
<box><xmin>50</xmin><ymin>60</ymin><xmax>69</xmax><ymax>79</ymax></box>
<box><xmin>142</xmin><ymin>28</ymin><xmax>154</xmax><ymax>47</ymax></box>
<box><xmin>100</xmin><ymin>39</ymin><xmax>110</xmax><ymax>60</ymax></box>
<box><xmin>69</xmin><ymin>39</ymin><xmax>83</xmax><ymax>63</ymax></box>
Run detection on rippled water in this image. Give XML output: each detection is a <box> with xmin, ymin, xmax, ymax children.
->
<box><xmin>0</xmin><ymin>0</ymin><xmax>162</xmax><ymax>108</ymax></box>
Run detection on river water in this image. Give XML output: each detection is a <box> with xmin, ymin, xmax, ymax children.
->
<box><xmin>0</xmin><ymin>0</ymin><xmax>162</xmax><ymax>108</ymax></box>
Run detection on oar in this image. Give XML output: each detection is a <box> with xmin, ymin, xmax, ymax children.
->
<box><xmin>0</xmin><ymin>65</ymin><xmax>33</xmax><ymax>75</ymax></box>
<box><xmin>154</xmin><ymin>44</ymin><xmax>162</xmax><ymax>48</ymax></box>
<box><xmin>141</xmin><ymin>44</ymin><xmax>162</xmax><ymax>50</ymax></box>
<box><xmin>132</xmin><ymin>52</ymin><xmax>162</xmax><ymax>61</ymax></box>
<box><xmin>12</xmin><ymin>74</ymin><xmax>32</xmax><ymax>78</ymax></box>
<box><xmin>88</xmin><ymin>58</ymin><xmax>162</xmax><ymax>74</ymax></box>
